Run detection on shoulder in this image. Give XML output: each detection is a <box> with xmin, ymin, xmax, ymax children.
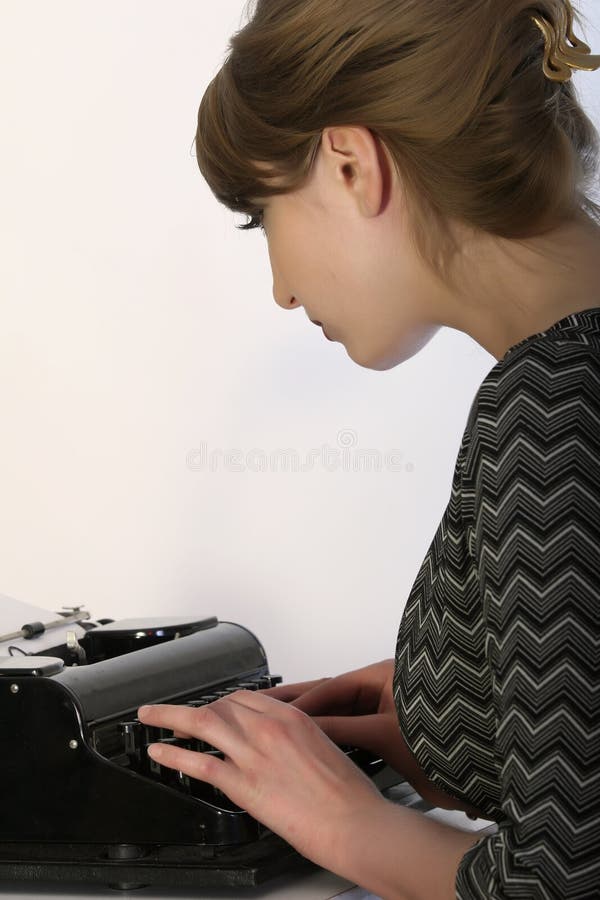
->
<box><xmin>481</xmin><ymin>335</ymin><xmax>599</xmax><ymax>399</ymax></box>
<box><xmin>459</xmin><ymin>338</ymin><xmax>600</xmax><ymax>498</ymax></box>
<box><xmin>465</xmin><ymin>337</ymin><xmax>600</xmax><ymax>448</ymax></box>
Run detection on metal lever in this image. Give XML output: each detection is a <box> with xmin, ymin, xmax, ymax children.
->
<box><xmin>0</xmin><ymin>606</ymin><xmax>91</xmax><ymax>644</ymax></box>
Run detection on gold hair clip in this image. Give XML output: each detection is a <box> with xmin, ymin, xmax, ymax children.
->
<box><xmin>531</xmin><ymin>0</ymin><xmax>600</xmax><ymax>82</ymax></box>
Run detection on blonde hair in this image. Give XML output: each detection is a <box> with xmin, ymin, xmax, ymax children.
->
<box><xmin>194</xmin><ymin>0</ymin><xmax>600</xmax><ymax>287</ymax></box>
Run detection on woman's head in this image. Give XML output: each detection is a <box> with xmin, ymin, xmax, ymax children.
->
<box><xmin>194</xmin><ymin>0</ymin><xmax>600</xmax><ymax>367</ymax></box>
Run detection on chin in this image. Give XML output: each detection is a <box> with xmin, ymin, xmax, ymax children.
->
<box><xmin>343</xmin><ymin>343</ymin><xmax>415</xmax><ymax>371</ymax></box>
<box><xmin>345</xmin><ymin>328</ymin><xmax>441</xmax><ymax>371</ymax></box>
<box><xmin>344</xmin><ymin>348</ymin><xmax>399</xmax><ymax>371</ymax></box>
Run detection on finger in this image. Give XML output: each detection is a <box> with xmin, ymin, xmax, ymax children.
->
<box><xmin>225</xmin><ymin>689</ymin><xmax>301</xmax><ymax>717</ymax></box>
<box><xmin>146</xmin><ymin>741</ymin><xmax>235</xmax><ymax>796</ymax></box>
<box><xmin>258</xmin><ymin>678</ymin><xmax>331</xmax><ymax>702</ymax></box>
<box><xmin>290</xmin><ymin>672</ymin><xmax>379</xmax><ymax>716</ymax></box>
<box><xmin>311</xmin><ymin>713</ymin><xmax>392</xmax><ymax>755</ymax></box>
<box><xmin>138</xmin><ymin>702</ymin><xmax>248</xmax><ymax>762</ymax></box>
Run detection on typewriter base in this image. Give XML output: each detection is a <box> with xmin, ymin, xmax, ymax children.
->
<box><xmin>0</xmin><ymin>835</ymin><xmax>317</xmax><ymax>891</ymax></box>
<box><xmin>0</xmin><ymin>769</ymin><xmax>412</xmax><ymax>891</ymax></box>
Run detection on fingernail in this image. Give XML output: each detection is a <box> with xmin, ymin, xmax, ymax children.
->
<box><xmin>138</xmin><ymin>706</ymin><xmax>151</xmax><ymax>717</ymax></box>
<box><xmin>147</xmin><ymin>743</ymin><xmax>162</xmax><ymax>760</ymax></box>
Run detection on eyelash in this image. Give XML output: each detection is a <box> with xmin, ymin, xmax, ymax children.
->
<box><xmin>248</xmin><ymin>212</ymin><xmax>266</xmax><ymax>234</ymax></box>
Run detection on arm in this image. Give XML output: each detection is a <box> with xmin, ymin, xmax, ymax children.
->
<box><xmin>266</xmin><ymin>662</ymin><xmax>488</xmax><ymax>818</ymax></box>
<box><xmin>331</xmin><ymin>802</ymin><xmax>482</xmax><ymax>900</ymax></box>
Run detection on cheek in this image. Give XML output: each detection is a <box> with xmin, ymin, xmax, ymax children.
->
<box><xmin>311</xmin><ymin>231</ymin><xmax>362</xmax><ymax>311</ymax></box>
<box><xmin>270</xmin><ymin>216</ymin><xmax>369</xmax><ymax>320</ymax></box>
<box><xmin>274</xmin><ymin>227</ymin><xmax>336</xmax><ymax>299</ymax></box>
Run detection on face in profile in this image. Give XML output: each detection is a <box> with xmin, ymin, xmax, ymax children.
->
<box><xmin>254</xmin><ymin>129</ymin><xmax>443</xmax><ymax>371</ymax></box>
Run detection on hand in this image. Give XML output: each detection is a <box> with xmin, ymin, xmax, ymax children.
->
<box><xmin>260</xmin><ymin>660</ymin><xmax>487</xmax><ymax>819</ymax></box>
<box><xmin>260</xmin><ymin>659</ymin><xmax>404</xmax><ymax>766</ymax></box>
<box><xmin>137</xmin><ymin>691</ymin><xmax>387</xmax><ymax>871</ymax></box>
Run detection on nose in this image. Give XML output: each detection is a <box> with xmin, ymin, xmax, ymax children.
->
<box><xmin>272</xmin><ymin>284</ymin><xmax>300</xmax><ymax>311</ymax></box>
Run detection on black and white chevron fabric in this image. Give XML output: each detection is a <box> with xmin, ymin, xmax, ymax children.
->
<box><xmin>393</xmin><ymin>308</ymin><xmax>600</xmax><ymax>899</ymax></box>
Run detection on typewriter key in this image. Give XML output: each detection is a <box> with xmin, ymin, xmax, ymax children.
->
<box><xmin>176</xmin><ymin>770</ymin><xmax>191</xmax><ymax>794</ymax></box>
<box><xmin>140</xmin><ymin>723</ymin><xmax>163</xmax><ymax>743</ymax></box>
<box><xmin>258</xmin><ymin>675</ymin><xmax>282</xmax><ymax>688</ymax></box>
<box><xmin>119</xmin><ymin>721</ymin><xmax>141</xmax><ymax>754</ymax></box>
<box><xmin>119</xmin><ymin>721</ymin><xmax>144</xmax><ymax>769</ymax></box>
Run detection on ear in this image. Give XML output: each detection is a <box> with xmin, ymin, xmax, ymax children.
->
<box><xmin>320</xmin><ymin>126</ymin><xmax>389</xmax><ymax>218</ymax></box>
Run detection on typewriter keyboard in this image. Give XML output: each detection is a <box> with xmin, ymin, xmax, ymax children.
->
<box><xmin>92</xmin><ymin>674</ymin><xmax>282</xmax><ymax>812</ymax></box>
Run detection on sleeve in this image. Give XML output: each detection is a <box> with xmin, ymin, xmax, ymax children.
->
<box><xmin>455</xmin><ymin>343</ymin><xmax>600</xmax><ymax>900</ymax></box>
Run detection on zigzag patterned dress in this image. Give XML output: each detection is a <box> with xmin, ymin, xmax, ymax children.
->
<box><xmin>393</xmin><ymin>308</ymin><xmax>600</xmax><ymax>899</ymax></box>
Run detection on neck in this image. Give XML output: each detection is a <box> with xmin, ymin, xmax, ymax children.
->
<box><xmin>443</xmin><ymin>211</ymin><xmax>600</xmax><ymax>361</ymax></box>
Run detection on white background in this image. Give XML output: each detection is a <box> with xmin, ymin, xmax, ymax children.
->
<box><xmin>1</xmin><ymin>0</ymin><xmax>599</xmax><ymax>684</ymax></box>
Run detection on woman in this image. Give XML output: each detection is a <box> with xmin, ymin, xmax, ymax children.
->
<box><xmin>138</xmin><ymin>1</ymin><xmax>600</xmax><ymax>896</ymax></box>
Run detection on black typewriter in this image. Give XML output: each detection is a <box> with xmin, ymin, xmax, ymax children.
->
<box><xmin>0</xmin><ymin>612</ymin><xmax>414</xmax><ymax>891</ymax></box>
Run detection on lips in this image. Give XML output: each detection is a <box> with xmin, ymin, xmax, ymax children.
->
<box><xmin>309</xmin><ymin>318</ymin><xmax>334</xmax><ymax>341</ymax></box>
